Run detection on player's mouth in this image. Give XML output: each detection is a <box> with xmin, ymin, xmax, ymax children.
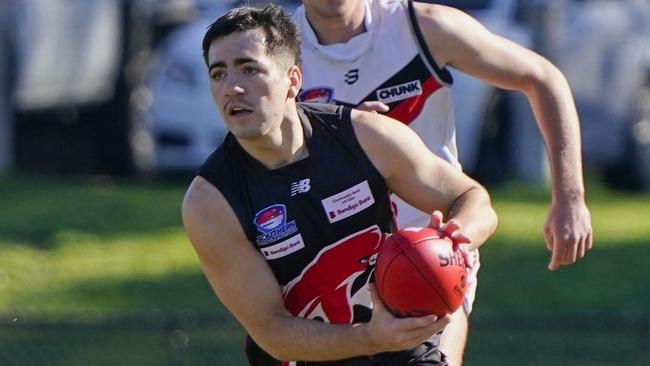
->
<box><xmin>226</xmin><ymin>103</ymin><xmax>253</xmax><ymax>117</ymax></box>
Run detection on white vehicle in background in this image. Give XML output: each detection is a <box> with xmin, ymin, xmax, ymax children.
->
<box><xmin>144</xmin><ymin>2</ymin><xmax>233</xmax><ymax>172</ymax></box>
<box><xmin>145</xmin><ymin>0</ymin><xmax>650</xmax><ymax>190</ymax></box>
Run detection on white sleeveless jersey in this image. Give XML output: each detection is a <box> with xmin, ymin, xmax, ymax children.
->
<box><xmin>294</xmin><ymin>0</ymin><xmax>460</xmax><ymax>228</ymax></box>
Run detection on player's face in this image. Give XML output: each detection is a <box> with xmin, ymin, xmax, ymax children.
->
<box><xmin>206</xmin><ymin>30</ymin><xmax>293</xmax><ymax>139</ymax></box>
<box><xmin>302</xmin><ymin>0</ymin><xmax>364</xmax><ymax>19</ymax></box>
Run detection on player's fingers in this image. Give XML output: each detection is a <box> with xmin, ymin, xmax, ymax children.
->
<box><xmin>577</xmin><ymin>234</ymin><xmax>587</xmax><ymax>259</ymax></box>
<box><xmin>561</xmin><ymin>233</ymin><xmax>580</xmax><ymax>265</ymax></box>
<box><xmin>403</xmin><ymin>314</ymin><xmax>450</xmax><ymax>342</ymax></box>
<box><xmin>577</xmin><ymin>239</ymin><xmax>585</xmax><ymax>260</ymax></box>
<box><xmin>567</xmin><ymin>239</ymin><xmax>579</xmax><ymax>265</ymax></box>
<box><xmin>397</xmin><ymin>314</ymin><xmax>447</xmax><ymax>337</ymax></box>
<box><xmin>357</xmin><ymin>101</ymin><xmax>390</xmax><ymax>113</ymax></box>
<box><xmin>457</xmin><ymin>243</ymin><xmax>473</xmax><ymax>270</ymax></box>
<box><xmin>450</xmin><ymin>231</ymin><xmax>471</xmax><ymax>246</ymax></box>
<box><xmin>442</xmin><ymin>219</ymin><xmax>472</xmax><ymax>248</ymax></box>
<box><xmin>442</xmin><ymin>220</ymin><xmax>461</xmax><ymax>237</ymax></box>
<box><xmin>581</xmin><ymin>227</ymin><xmax>593</xmax><ymax>254</ymax></box>
<box><xmin>543</xmin><ymin>223</ymin><xmax>553</xmax><ymax>252</ymax></box>
<box><xmin>556</xmin><ymin>241</ymin><xmax>571</xmax><ymax>267</ymax></box>
<box><xmin>547</xmin><ymin>236</ymin><xmax>561</xmax><ymax>271</ymax></box>
<box><xmin>428</xmin><ymin>211</ymin><xmax>444</xmax><ymax>232</ymax></box>
<box><xmin>586</xmin><ymin>230</ymin><xmax>593</xmax><ymax>251</ymax></box>
<box><xmin>429</xmin><ymin>314</ymin><xmax>450</xmax><ymax>331</ymax></box>
<box><xmin>387</xmin><ymin>315</ymin><xmax>442</xmax><ymax>350</ymax></box>
<box><xmin>401</xmin><ymin>314</ymin><xmax>439</xmax><ymax>330</ymax></box>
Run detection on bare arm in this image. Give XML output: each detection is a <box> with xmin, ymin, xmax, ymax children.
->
<box><xmin>414</xmin><ymin>3</ymin><xmax>592</xmax><ymax>267</ymax></box>
<box><xmin>182</xmin><ymin>177</ymin><xmax>447</xmax><ymax>361</ymax></box>
<box><xmin>351</xmin><ymin>110</ymin><xmax>497</xmax><ymax>251</ymax></box>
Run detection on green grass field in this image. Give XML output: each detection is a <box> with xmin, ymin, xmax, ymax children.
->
<box><xmin>0</xmin><ymin>175</ymin><xmax>649</xmax><ymax>365</ymax></box>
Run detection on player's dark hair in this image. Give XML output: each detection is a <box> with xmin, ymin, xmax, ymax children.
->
<box><xmin>202</xmin><ymin>5</ymin><xmax>302</xmax><ymax>67</ymax></box>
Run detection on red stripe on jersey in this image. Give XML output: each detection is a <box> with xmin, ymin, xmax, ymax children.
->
<box><xmin>387</xmin><ymin>77</ymin><xmax>442</xmax><ymax>125</ymax></box>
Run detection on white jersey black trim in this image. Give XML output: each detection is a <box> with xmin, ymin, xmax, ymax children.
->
<box><xmin>408</xmin><ymin>0</ymin><xmax>454</xmax><ymax>85</ymax></box>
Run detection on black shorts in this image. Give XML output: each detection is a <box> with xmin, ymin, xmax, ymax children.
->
<box><xmin>245</xmin><ymin>334</ymin><xmax>447</xmax><ymax>366</ymax></box>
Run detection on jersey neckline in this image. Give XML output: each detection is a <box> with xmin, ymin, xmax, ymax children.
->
<box><xmin>295</xmin><ymin>0</ymin><xmax>380</xmax><ymax>63</ymax></box>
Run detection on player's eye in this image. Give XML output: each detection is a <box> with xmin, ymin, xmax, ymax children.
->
<box><xmin>210</xmin><ymin>70</ymin><xmax>225</xmax><ymax>81</ymax></box>
<box><xmin>243</xmin><ymin>66</ymin><xmax>258</xmax><ymax>75</ymax></box>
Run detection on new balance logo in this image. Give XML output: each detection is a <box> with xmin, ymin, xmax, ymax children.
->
<box><xmin>290</xmin><ymin>178</ymin><xmax>311</xmax><ymax>196</ymax></box>
<box><xmin>345</xmin><ymin>69</ymin><xmax>359</xmax><ymax>85</ymax></box>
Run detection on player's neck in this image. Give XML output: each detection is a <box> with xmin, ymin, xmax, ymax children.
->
<box><xmin>238</xmin><ymin>106</ymin><xmax>308</xmax><ymax>170</ymax></box>
<box><xmin>304</xmin><ymin>4</ymin><xmax>366</xmax><ymax>45</ymax></box>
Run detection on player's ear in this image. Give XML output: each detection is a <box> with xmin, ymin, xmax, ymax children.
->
<box><xmin>287</xmin><ymin>65</ymin><xmax>302</xmax><ymax>99</ymax></box>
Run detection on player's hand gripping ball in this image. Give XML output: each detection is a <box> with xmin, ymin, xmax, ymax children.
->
<box><xmin>375</xmin><ymin>227</ymin><xmax>468</xmax><ymax>318</ymax></box>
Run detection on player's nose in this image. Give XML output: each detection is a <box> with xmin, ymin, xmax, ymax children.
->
<box><xmin>224</xmin><ymin>76</ymin><xmax>245</xmax><ymax>97</ymax></box>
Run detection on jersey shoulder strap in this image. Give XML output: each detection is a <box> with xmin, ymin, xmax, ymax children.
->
<box><xmin>407</xmin><ymin>0</ymin><xmax>454</xmax><ymax>84</ymax></box>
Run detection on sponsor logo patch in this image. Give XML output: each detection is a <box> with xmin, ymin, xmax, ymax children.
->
<box><xmin>321</xmin><ymin>181</ymin><xmax>375</xmax><ymax>223</ymax></box>
<box><xmin>298</xmin><ymin>87</ymin><xmax>334</xmax><ymax>103</ymax></box>
<box><xmin>376</xmin><ymin>80</ymin><xmax>422</xmax><ymax>104</ymax></box>
<box><xmin>261</xmin><ymin>234</ymin><xmax>305</xmax><ymax>260</ymax></box>
<box><xmin>254</xmin><ymin>204</ymin><xmax>298</xmax><ymax>246</ymax></box>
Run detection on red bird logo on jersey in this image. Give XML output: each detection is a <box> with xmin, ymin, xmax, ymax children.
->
<box><xmin>282</xmin><ymin>226</ymin><xmax>384</xmax><ymax>324</ymax></box>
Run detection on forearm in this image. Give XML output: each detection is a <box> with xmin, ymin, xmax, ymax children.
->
<box><xmin>446</xmin><ymin>186</ymin><xmax>497</xmax><ymax>250</ymax></box>
<box><xmin>525</xmin><ymin>62</ymin><xmax>585</xmax><ymax>202</ymax></box>
<box><xmin>252</xmin><ymin>314</ymin><xmax>374</xmax><ymax>362</ymax></box>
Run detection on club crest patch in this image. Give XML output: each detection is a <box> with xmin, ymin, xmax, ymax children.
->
<box><xmin>299</xmin><ymin>87</ymin><xmax>334</xmax><ymax>104</ymax></box>
<box><xmin>254</xmin><ymin>204</ymin><xmax>299</xmax><ymax>246</ymax></box>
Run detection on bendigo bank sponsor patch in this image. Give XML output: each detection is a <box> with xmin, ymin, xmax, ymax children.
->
<box><xmin>321</xmin><ymin>181</ymin><xmax>375</xmax><ymax>224</ymax></box>
<box><xmin>261</xmin><ymin>234</ymin><xmax>306</xmax><ymax>260</ymax></box>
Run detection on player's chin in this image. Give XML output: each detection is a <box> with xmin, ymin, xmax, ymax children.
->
<box><xmin>229</xmin><ymin>123</ymin><xmax>266</xmax><ymax>140</ymax></box>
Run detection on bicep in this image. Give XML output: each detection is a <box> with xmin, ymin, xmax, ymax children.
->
<box><xmin>351</xmin><ymin>111</ymin><xmax>478</xmax><ymax>216</ymax></box>
<box><xmin>182</xmin><ymin>178</ymin><xmax>289</xmax><ymax>337</ymax></box>
<box><xmin>415</xmin><ymin>3</ymin><xmax>548</xmax><ymax>91</ymax></box>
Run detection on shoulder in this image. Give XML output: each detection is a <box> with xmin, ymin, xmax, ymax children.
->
<box><xmin>182</xmin><ymin>177</ymin><xmax>226</xmax><ymax>225</ymax></box>
<box><xmin>349</xmin><ymin>109</ymin><xmax>399</xmax><ymax>140</ymax></box>
<box><xmin>196</xmin><ymin>134</ymin><xmax>238</xmax><ymax>184</ymax></box>
<box><xmin>411</xmin><ymin>2</ymin><xmax>486</xmax><ymax>42</ymax></box>
<box><xmin>298</xmin><ymin>102</ymin><xmax>350</xmax><ymax>134</ymax></box>
<box><xmin>182</xmin><ymin>177</ymin><xmax>239</xmax><ymax>240</ymax></box>
<box><xmin>297</xmin><ymin>102</ymin><xmax>344</xmax><ymax>117</ymax></box>
<box><xmin>182</xmin><ymin>176</ymin><xmax>253</xmax><ymax>264</ymax></box>
<box><xmin>410</xmin><ymin>2</ymin><xmax>487</xmax><ymax>65</ymax></box>
<box><xmin>349</xmin><ymin>109</ymin><xmax>422</xmax><ymax>153</ymax></box>
<box><xmin>411</xmin><ymin>1</ymin><xmax>464</xmax><ymax>33</ymax></box>
<box><xmin>349</xmin><ymin>109</ymin><xmax>428</xmax><ymax>177</ymax></box>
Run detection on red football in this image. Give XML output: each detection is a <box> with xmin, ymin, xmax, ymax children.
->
<box><xmin>375</xmin><ymin>227</ymin><xmax>468</xmax><ymax>318</ymax></box>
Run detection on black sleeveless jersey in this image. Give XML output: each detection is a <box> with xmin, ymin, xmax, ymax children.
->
<box><xmin>197</xmin><ymin>103</ymin><xmax>444</xmax><ymax>366</ymax></box>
